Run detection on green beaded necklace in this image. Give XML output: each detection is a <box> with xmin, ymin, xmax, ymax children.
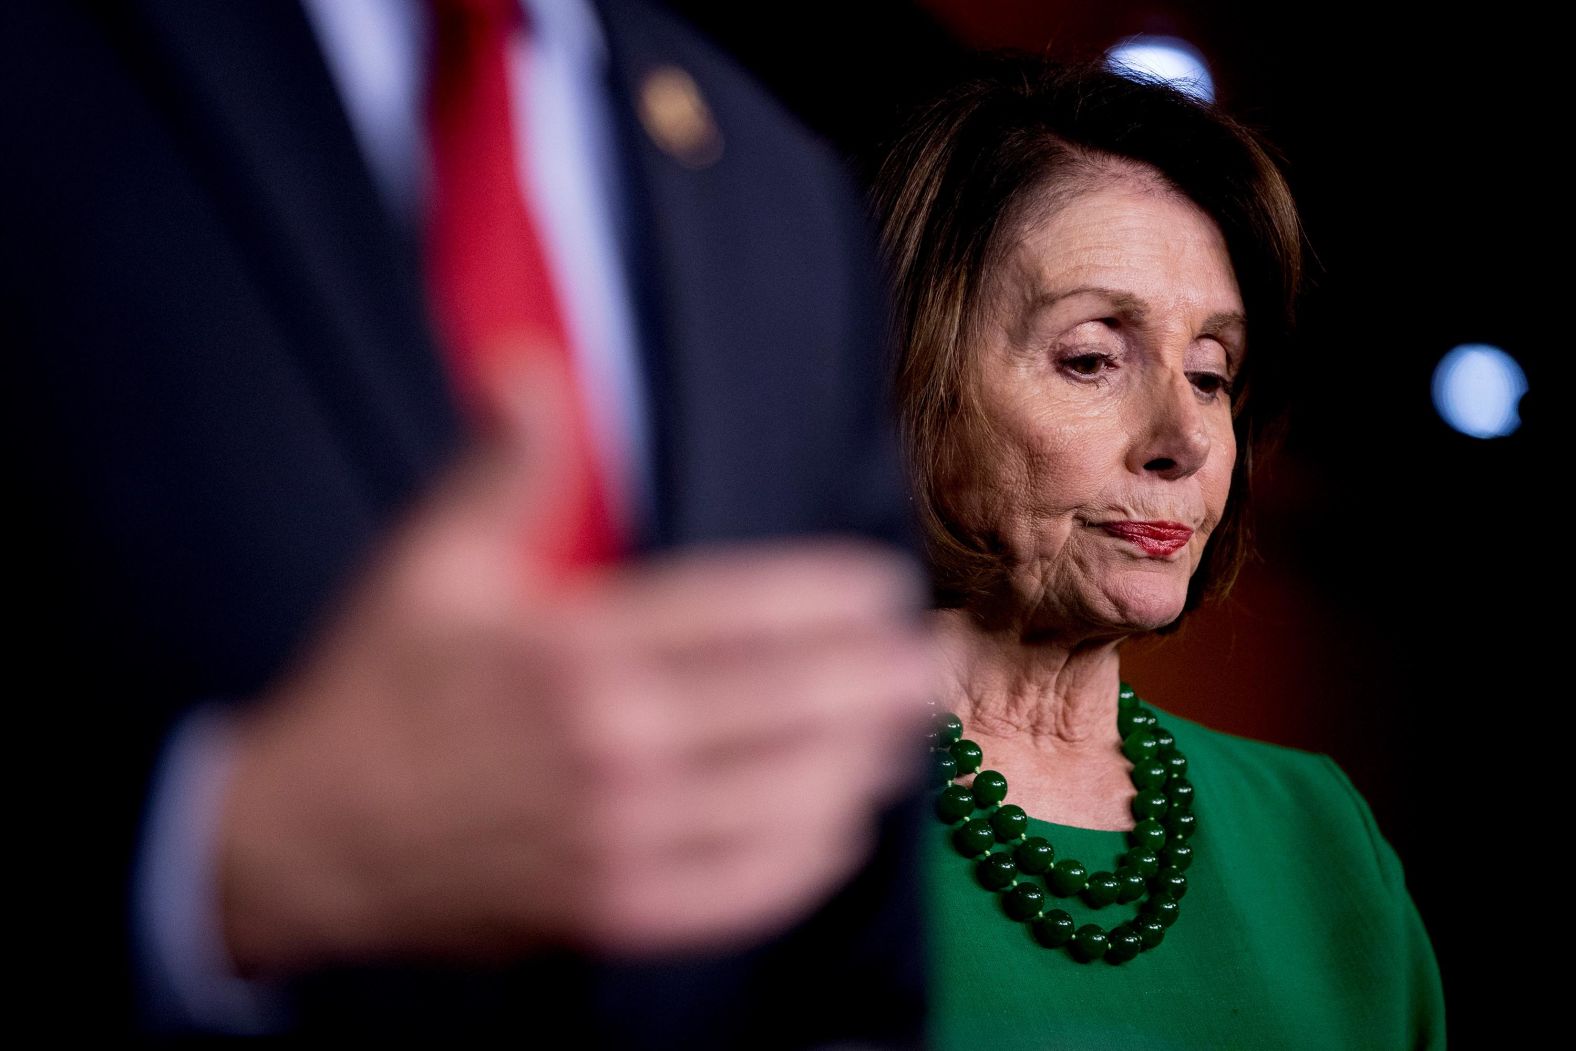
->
<box><xmin>930</xmin><ymin>681</ymin><xmax>1196</xmax><ymax>964</ymax></box>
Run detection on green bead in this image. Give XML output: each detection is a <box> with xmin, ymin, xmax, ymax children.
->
<box><xmin>935</xmin><ymin>784</ymin><xmax>975</xmax><ymax>823</ymax></box>
<box><xmin>933</xmin><ymin>711</ymin><xmax>963</xmax><ymax>746</ymax></box>
<box><xmin>1131</xmin><ymin>790</ymin><xmax>1169</xmax><ymax>821</ymax></box>
<box><xmin>1120</xmin><ymin>848</ymin><xmax>1160</xmax><ymax>878</ymax></box>
<box><xmin>1106</xmin><ymin>923</ymin><xmax>1142</xmax><ymax>964</ymax></box>
<box><xmin>971</xmin><ymin>769</ymin><xmax>1008</xmax><ymax>807</ymax></box>
<box><xmin>1116</xmin><ymin>707</ymin><xmax>1148</xmax><ymax>738</ymax></box>
<box><xmin>1014</xmin><ymin>836</ymin><xmax>1055</xmax><ymax>874</ymax></box>
<box><xmin>990</xmin><ymin>803</ymin><xmax>1028</xmax><ymax>842</ymax></box>
<box><xmin>1115</xmin><ymin>866</ymin><xmax>1147</xmax><ymax>903</ymax></box>
<box><xmin>927</xmin><ymin>692</ymin><xmax>1206</xmax><ymax>965</ymax></box>
<box><xmin>1166</xmin><ymin>811</ymin><xmax>1198</xmax><ymax>842</ymax></box>
<box><xmin>976</xmin><ymin>851</ymin><xmax>1018</xmax><ymax>890</ymax></box>
<box><xmin>1082</xmin><ymin>871</ymin><xmax>1120</xmax><ymax>908</ymax></box>
<box><xmin>1130</xmin><ymin>818</ymin><xmax>1167</xmax><ymax>852</ymax></box>
<box><xmin>950</xmin><ymin>739</ymin><xmax>983</xmax><ymax>775</ymax></box>
<box><xmin>1048</xmin><ymin>858</ymin><xmax>1088</xmax><ymax>896</ymax></box>
<box><xmin>929</xmin><ymin>694</ymin><xmax>1203</xmax><ymax>965</ymax></box>
<box><xmin>1070</xmin><ymin>924</ymin><xmax>1109</xmax><ymax>962</ymax></box>
<box><xmin>1003</xmin><ymin>882</ymin><xmax>1046</xmax><ymax>920</ymax></box>
<box><xmin>1151</xmin><ymin>865</ymin><xmax>1188</xmax><ymax>900</ymax></box>
<box><xmin>953</xmin><ymin>818</ymin><xmax>995</xmax><ymax>857</ymax></box>
<box><xmin>1145</xmin><ymin>893</ymin><xmax>1181</xmax><ymax>928</ymax></box>
<box><xmin>1132</xmin><ymin>760</ymin><xmax>1168</xmax><ymax>790</ymax></box>
<box><xmin>1032</xmin><ymin>909</ymin><xmax>1076</xmax><ymax>948</ymax></box>
<box><xmin>1121</xmin><ymin>732</ymin><xmax>1160</xmax><ymax>764</ymax></box>
<box><xmin>1162</xmin><ymin>843</ymin><xmax>1194</xmax><ymax>872</ymax></box>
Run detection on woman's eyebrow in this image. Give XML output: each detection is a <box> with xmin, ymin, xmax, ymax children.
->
<box><xmin>1029</xmin><ymin>285</ymin><xmax>1149</xmax><ymax>320</ymax></box>
<box><xmin>1202</xmin><ymin>310</ymin><xmax>1246</xmax><ymax>333</ymax></box>
<box><xmin>1006</xmin><ymin>285</ymin><xmax>1143</xmax><ymax>345</ymax></box>
<box><xmin>1024</xmin><ymin>288</ymin><xmax>1245</xmax><ymax>363</ymax></box>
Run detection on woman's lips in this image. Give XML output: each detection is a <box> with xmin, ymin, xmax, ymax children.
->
<box><xmin>1098</xmin><ymin>521</ymin><xmax>1194</xmax><ymax>557</ymax></box>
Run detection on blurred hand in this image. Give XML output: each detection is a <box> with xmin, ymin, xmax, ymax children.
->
<box><xmin>217</xmin><ymin>362</ymin><xmax>937</xmax><ymax>976</ymax></box>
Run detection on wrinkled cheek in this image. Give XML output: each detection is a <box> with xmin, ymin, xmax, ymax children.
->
<box><xmin>953</xmin><ymin>446</ymin><xmax>1033</xmax><ymax>539</ymax></box>
<box><xmin>991</xmin><ymin>512</ymin><xmax>1046</xmax><ymax>567</ymax></box>
<box><xmin>1012</xmin><ymin>457</ymin><xmax>1068</xmax><ymax>538</ymax></box>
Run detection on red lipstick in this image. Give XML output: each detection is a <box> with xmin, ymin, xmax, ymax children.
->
<box><xmin>1099</xmin><ymin>521</ymin><xmax>1193</xmax><ymax>557</ymax></box>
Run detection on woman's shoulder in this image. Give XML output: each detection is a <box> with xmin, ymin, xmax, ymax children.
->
<box><xmin>1142</xmin><ymin>705</ymin><xmax>1445</xmax><ymax>1047</ymax></box>
<box><xmin>1150</xmin><ymin>704</ymin><xmax>1404</xmax><ymax>889</ymax></box>
<box><xmin>1151</xmin><ymin>702</ymin><xmax>1332</xmax><ymax>782</ymax></box>
<box><xmin>1154</xmin><ymin>704</ymin><xmax>1318</xmax><ymax>764</ymax></box>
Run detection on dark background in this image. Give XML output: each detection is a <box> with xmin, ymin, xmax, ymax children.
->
<box><xmin>672</xmin><ymin>0</ymin><xmax>1548</xmax><ymax>1042</ymax></box>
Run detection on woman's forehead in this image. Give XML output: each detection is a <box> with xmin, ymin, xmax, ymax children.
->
<box><xmin>989</xmin><ymin>185</ymin><xmax>1245</xmax><ymax>329</ymax></box>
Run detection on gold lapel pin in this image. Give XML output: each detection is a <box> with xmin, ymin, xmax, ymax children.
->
<box><xmin>637</xmin><ymin>65</ymin><xmax>724</xmax><ymax>170</ymax></box>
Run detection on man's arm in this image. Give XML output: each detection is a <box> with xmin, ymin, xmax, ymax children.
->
<box><xmin>212</xmin><ymin>371</ymin><xmax>936</xmax><ymax>977</ymax></box>
<box><xmin>134</xmin><ymin>709</ymin><xmax>288</xmax><ymax>1033</ymax></box>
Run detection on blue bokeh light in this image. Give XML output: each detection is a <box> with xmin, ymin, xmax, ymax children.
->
<box><xmin>1431</xmin><ymin>344</ymin><xmax>1527</xmax><ymax>439</ymax></box>
<box><xmin>1106</xmin><ymin>37</ymin><xmax>1216</xmax><ymax>102</ymax></box>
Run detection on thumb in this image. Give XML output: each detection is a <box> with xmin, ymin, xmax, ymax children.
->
<box><xmin>422</xmin><ymin>343</ymin><xmax>585</xmax><ymax>595</ymax></box>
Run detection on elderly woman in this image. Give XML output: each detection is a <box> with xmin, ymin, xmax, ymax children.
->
<box><xmin>874</xmin><ymin>59</ymin><xmax>1445</xmax><ymax>1047</ymax></box>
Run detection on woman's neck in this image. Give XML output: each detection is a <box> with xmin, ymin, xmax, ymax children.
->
<box><xmin>935</xmin><ymin>607</ymin><xmax>1136</xmax><ymax>830</ymax></box>
<box><xmin>937</xmin><ymin>608</ymin><xmax>1123</xmax><ymax>743</ymax></box>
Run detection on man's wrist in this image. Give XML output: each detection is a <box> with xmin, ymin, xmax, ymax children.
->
<box><xmin>132</xmin><ymin>704</ymin><xmax>291</xmax><ymax>1034</ymax></box>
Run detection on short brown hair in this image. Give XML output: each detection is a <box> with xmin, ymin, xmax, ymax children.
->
<box><xmin>872</xmin><ymin>54</ymin><xmax>1305</xmax><ymax>625</ymax></box>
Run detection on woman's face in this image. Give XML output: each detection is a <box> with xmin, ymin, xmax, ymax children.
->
<box><xmin>945</xmin><ymin>173</ymin><xmax>1243</xmax><ymax>637</ymax></box>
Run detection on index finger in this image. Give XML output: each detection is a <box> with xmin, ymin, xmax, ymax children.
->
<box><xmin>575</xmin><ymin>538</ymin><xmax>929</xmax><ymax>652</ymax></box>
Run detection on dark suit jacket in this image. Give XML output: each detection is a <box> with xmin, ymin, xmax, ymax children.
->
<box><xmin>5</xmin><ymin>0</ymin><xmax>923</xmax><ymax>1042</ymax></box>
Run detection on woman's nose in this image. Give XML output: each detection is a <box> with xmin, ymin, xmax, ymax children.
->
<box><xmin>1127</xmin><ymin>370</ymin><xmax>1211</xmax><ymax>480</ymax></box>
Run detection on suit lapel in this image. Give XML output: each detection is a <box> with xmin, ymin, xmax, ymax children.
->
<box><xmin>589</xmin><ymin>0</ymin><xmax>686</xmax><ymax>550</ymax></box>
<box><xmin>596</xmin><ymin>0</ymin><xmax>916</xmax><ymax>561</ymax></box>
<box><xmin>126</xmin><ymin>0</ymin><xmax>461</xmax><ymax>504</ymax></box>
<box><xmin>595</xmin><ymin>2</ymin><xmax>813</xmax><ymax>551</ymax></box>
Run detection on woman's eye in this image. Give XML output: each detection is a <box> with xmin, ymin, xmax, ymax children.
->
<box><xmin>1189</xmin><ymin>371</ymin><xmax>1235</xmax><ymax>399</ymax></box>
<box><xmin>1059</xmin><ymin>352</ymin><xmax>1113</xmax><ymax>378</ymax></box>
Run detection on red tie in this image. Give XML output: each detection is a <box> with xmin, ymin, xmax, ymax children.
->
<box><xmin>424</xmin><ymin>0</ymin><xmax>620</xmax><ymax>571</ymax></box>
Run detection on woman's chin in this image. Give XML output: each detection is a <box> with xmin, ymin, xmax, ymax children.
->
<box><xmin>1098</xmin><ymin>578</ymin><xmax>1190</xmax><ymax>634</ymax></box>
<box><xmin>1012</xmin><ymin>564</ymin><xmax>1191</xmax><ymax>638</ymax></box>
